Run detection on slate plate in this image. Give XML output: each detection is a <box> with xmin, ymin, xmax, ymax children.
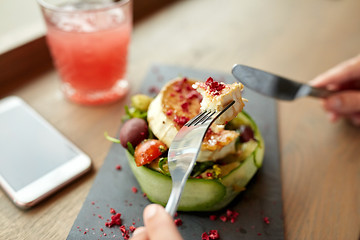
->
<box><xmin>67</xmin><ymin>65</ymin><xmax>284</xmax><ymax>240</ymax></box>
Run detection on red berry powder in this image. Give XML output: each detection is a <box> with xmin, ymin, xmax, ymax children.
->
<box><xmin>131</xmin><ymin>187</ymin><xmax>138</xmax><ymax>193</ymax></box>
<box><xmin>105</xmin><ymin>213</ymin><xmax>122</xmax><ymax>227</ymax></box>
<box><xmin>174</xmin><ymin>218</ymin><xmax>183</xmax><ymax>226</ymax></box>
<box><xmin>205</xmin><ymin>77</ymin><xmax>226</xmax><ymax>96</ymax></box>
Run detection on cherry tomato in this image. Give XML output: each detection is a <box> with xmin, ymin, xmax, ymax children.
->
<box><xmin>134</xmin><ymin>139</ymin><xmax>167</xmax><ymax>166</ymax></box>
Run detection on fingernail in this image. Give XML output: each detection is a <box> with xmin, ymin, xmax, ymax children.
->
<box><xmin>327</xmin><ymin>97</ymin><xmax>342</xmax><ymax>110</ymax></box>
<box><xmin>144</xmin><ymin>204</ymin><xmax>158</xmax><ymax>220</ymax></box>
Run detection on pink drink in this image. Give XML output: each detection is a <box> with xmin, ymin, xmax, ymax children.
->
<box><xmin>41</xmin><ymin>0</ymin><xmax>132</xmax><ymax>105</ymax></box>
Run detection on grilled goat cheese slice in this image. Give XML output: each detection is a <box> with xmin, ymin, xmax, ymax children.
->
<box><xmin>147</xmin><ymin>77</ymin><xmax>239</xmax><ymax>162</ymax></box>
<box><xmin>197</xmin><ymin>125</ymin><xmax>239</xmax><ymax>162</ymax></box>
<box><xmin>193</xmin><ymin>77</ymin><xmax>245</xmax><ymax>125</ymax></box>
<box><xmin>147</xmin><ymin>78</ymin><xmax>202</xmax><ymax>147</ymax></box>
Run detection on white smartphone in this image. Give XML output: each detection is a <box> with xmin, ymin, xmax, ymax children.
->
<box><xmin>0</xmin><ymin>96</ymin><xmax>91</xmax><ymax>209</ymax></box>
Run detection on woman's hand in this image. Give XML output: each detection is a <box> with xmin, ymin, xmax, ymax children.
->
<box><xmin>130</xmin><ymin>204</ymin><xmax>183</xmax><ymax>240</ymax></box>
<box><xmin>310</xmin><ymin>55</ymin><xmax>360</xmax><ymax>126</ymax></box>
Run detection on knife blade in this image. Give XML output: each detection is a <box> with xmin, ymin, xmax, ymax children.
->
<box><xmin>231</xmin><ymin>64</ymin><xmax>334</xmax><ymax>100</ymax></box>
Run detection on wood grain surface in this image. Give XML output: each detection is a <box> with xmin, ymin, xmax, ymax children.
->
<box><xmin>0</xmin><ymin>0</ymin><xmax>359</xmax><ymax>239</ymax></box>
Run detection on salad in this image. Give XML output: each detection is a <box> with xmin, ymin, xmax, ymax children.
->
<box><xmin>108</xmin><ymin>77</ymin><xmax>264</xmax><ymax>211</ymax></box>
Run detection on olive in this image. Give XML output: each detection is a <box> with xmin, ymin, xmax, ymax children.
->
<box><xmin>239</xmin><ymin>125</ymin><xmax>254</xmax><ymax>143</ymax></box>
<box><xmin>119</xmin><ymin>118</ymin><xmax>149</xmax><ymax>148</ymax></box>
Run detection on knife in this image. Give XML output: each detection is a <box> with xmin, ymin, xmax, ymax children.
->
<box><xmin>231</xmin><ymin>64</ymin><xmax>334</xmax><ymax>100</ymax></box>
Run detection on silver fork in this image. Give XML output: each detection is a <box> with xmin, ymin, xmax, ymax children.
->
<box><xmin>165</xmin><ymin>100</ymin><xmax>235</xmax><ymax>217</ymax></box>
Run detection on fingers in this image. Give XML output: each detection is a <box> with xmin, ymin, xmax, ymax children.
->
<box><xmin>143</xmin><ymin>204</ymin><xmax>183</xmax><ymax>240</ymax></box>
<box><xmin>325</xmin><ymin>111</ymin><xmax>340</xmax><ymax>123</ymax></box>
<box><xmin>310</xmin><ymin>55</ymin><xmax>360</xmax><ymax>126</ymax></box>
<box><xmin>325</xmin><ymin>111</ymin><xmax>360</xmax><ymax>126</ymax></box>
<box><xmin>322</xmin><ymin>91</ymin><xmax>360</xmax><ymax>114</ymax></box>
<box><xmin>310</xmin><ymin>55</ymin><xmax>360</xmax><ymax>88</ymax></box>
<box><xmin>131</xmin><ymin>227</ymin><xmax>148</xmax><ymax>240</ymax></box>
<box><xmin>129</xmin><ymin>204</ymin><xmax>183</xmax><ymax>240</ymax></box>
<box><xmin>348</xmin><ymin>113</ymin><xmax>360</xmax><ymax>126</ymax></box>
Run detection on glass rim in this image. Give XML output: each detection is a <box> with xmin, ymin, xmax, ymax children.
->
<box><xmin>37</xmin><ymin>0</ymin><xmax>131</xmax><ymax>13</ymax></box>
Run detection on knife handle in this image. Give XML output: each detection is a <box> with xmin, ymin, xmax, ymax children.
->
<box><xmin>308</xmin><ymin>86</ymin><xmax>336</xmax><ymax>98</ymax></box>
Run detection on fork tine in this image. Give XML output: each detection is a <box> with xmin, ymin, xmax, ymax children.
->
<box><xmin>185</xmin><ymin>111</ymin><xmax>206</xmax><ymax>126</ymax></box>
<box><xmin>194</xmin><ymin>111</ymin><xmax>216</xmax><ymax>126</ymax></box>
<box><xmin>192</xmin><ymin>111</ymin><xmax>209</xmax><ymax>126</ymax></box>
<box><xmin>186</xmin><ymin>101</ymin><xmax>235</xmax><ymax>127</ymax></box>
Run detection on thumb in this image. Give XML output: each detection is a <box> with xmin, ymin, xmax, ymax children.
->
<box><xmin>323</xmin><ymin>91</ymin><xmax>360</xmax><ymax>114</ymax></box>
<box><xmin>143</xmin><ymin>204</ymin><xmax>183</xmax><ymax>240</ymax></box>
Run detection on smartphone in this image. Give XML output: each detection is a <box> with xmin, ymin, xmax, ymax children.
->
<box><xmin>0</xmin><ymin>96</ymin><xmax>91</xmax><ymax>208</ymax></box>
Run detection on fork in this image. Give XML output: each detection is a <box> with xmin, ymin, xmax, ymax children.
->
<box><xmin>165</xmin><ymin>100</ymin><xmax>235</xmax><ymax>217</ymax></box>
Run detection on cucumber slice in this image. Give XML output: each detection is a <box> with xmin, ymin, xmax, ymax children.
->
<box><xmin>206</xmin><ymin>153</ymin><xmax>258</xmax><ymax>211</ymax></box>
<box><xmin>231</xmin><ymin>111</ymin><xmax>265</xmax><ymax>167</ymax></box>
<box><xmin>126</xmin><ymin>111</ymin><xmax>265</xmax><ymax>211</ymax></box>
<box><xmin>241</xmin><ymin>111</ymin><xmax>265</xmax><ymax>167</ymax></box>
<box><xmin>127</xmin><ymin>152</ymin><xmax>226</xmax><ymax>211</ymax></box>
<box><xmin>238</xmin><ymin>139</ymin><xmax>258</xmax><ymax>161</ymax></box>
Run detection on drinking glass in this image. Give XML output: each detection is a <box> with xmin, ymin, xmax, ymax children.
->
<box><xmin>37</xmin><ymin>0</ymin><xmax>132</xmax><ymax>105</ymax></box>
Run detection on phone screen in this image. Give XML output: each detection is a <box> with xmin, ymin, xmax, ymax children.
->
<box><xmin>0</xmin><ymin>98</ymin><xmax>80</xmax><ymax>192</ymax></box>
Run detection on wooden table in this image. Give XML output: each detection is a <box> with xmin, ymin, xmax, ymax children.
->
<box><xmin>1</xmin><ymin>0</ymin><xmax>359</xmax><ymax>239</ymax></box>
